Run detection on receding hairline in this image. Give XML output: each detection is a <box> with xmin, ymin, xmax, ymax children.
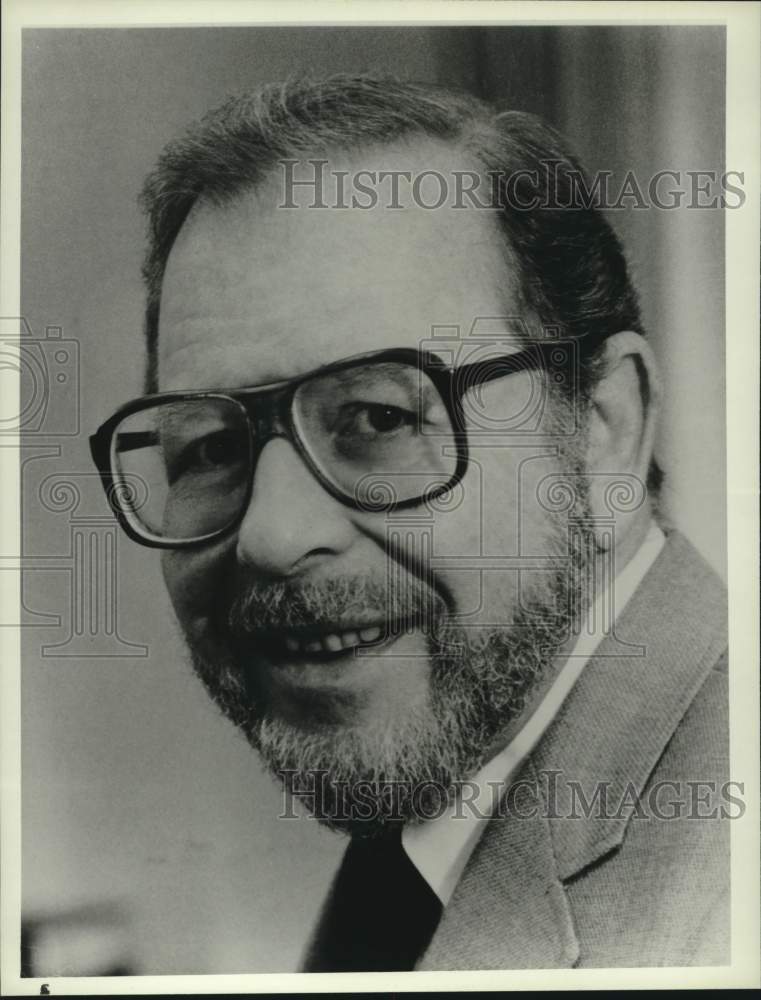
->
<box><xmin>140</xmin><ymin>74</ymin><xmax>644</xmax><ymax>400</ymax></box>
<box><xmin>154</xmin><ymin>130</ymin><xmax>535</xmax><ymax>379</ymax></box>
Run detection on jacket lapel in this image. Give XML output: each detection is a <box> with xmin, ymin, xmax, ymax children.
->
<box><xmin>419</xmin><ymin>755</ymin><xmax>579</xmax><ymax>970</ymax></box>
<box><xmin>419</xmin><ymin>530</ymin><xmax>727</xmax><ymax>969</ymax></box>
<box><xmin>537</xmin><ymin>529</ymin><xmax>727</xmax><ymax>880</ymax></box>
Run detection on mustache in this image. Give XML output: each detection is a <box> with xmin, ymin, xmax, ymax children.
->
<box><xmin>225</xmin><ymin>572</ymin><xmax>447</xmax><ymax>635</ymax></box>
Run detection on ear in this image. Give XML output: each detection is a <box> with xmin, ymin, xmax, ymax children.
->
<box><xmin>583</xmin><ymin>331</ymin><xmax>661</xmax><ymax>552</ymax></box>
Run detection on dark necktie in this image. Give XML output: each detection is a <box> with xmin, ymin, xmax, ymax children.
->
<box><xmin>303</xmin><ymin>827</ymin><xmax>444</xmax><ymax>972</ymax></box>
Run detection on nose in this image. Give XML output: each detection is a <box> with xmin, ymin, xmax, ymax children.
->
<box><xmin>235</xmin><ymin>436</ymin><xmax>357</xmax><ymax>578</ymax></box>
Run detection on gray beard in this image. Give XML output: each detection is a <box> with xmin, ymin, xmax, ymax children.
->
<box><xmin>188</xmin><ymin>502</ymin><xmax>595</xmax><ymax>836</ymax></box>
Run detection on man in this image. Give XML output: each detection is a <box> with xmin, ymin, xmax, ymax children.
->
<box><xmin>90</xmin><ymin>75</ymin><xmax>729</xmax><ymax>970</ymax></box>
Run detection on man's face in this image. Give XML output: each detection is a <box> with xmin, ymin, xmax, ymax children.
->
<box><xmin>158</xmin><ymin>146</ymin><xmax>591</xmax><ymax>831</ymax></box>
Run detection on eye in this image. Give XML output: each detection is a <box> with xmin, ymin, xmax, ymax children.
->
<box><xmin>197</xmin><ymin>431</ymin><xmax>240</xmax><ymax>465</ymax></box>
<box><xmin>168</xmin><ymin>428</ymin><xmax>247</xmax><ymax>481</ymax></box>
<box><xmin>359</xmin><ymin>404</ymin><xmax>412</xmax><ymax>434</ymax></box>
<box><xmin>338</xmin><ymin>402</ymin><xmax>416</xmax><ymax>439</ymax></box>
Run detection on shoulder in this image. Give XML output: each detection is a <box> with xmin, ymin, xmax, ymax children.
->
<box><xmin>543</xmin><ymin>529</ymin><xmax>731</xmax><ymax>966</ymax></box>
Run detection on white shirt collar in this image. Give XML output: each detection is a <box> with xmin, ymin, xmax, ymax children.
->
<box><xmin>402</xmin><ymin>522</ymin><xmax>667</xmax><ymax>906</ymax></box>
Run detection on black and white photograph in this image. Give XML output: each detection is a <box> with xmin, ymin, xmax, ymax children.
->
<box><xmin>2</xmin><ymin>0</ymin><xmax>759</xmax><ymax>992</ymax></box>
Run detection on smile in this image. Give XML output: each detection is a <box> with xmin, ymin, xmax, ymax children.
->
<box><xmin>237</xmin><ymin>621</ymin><xmax>415</xmax><ymax>665</ymax></box>
<box><xmin>281</xmin><ymin>625</ymin><xmax>383</xmax><ymax>655</ymax></box>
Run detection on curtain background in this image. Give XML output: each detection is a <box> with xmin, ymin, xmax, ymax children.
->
<box><xmin>20</xmin><ymin>26</ymin><xmax>726</xmax><ymax>974</ymax></box>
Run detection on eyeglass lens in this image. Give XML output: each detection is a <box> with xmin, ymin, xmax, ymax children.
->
<box><xmin>110</xmin><ymin>362</ymin><xmax>458</xmax><ymax>541</ymax></box>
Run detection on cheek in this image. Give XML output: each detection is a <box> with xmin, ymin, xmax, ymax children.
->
<box><xmin>161</xmin><ymin>540</ymin><xmax>235</xmax><ymax>636</ymax></box>
<box><xmin>427</xmin><ymin>443</ymin><xmax>568</xmax><ymax>626</ymax></box>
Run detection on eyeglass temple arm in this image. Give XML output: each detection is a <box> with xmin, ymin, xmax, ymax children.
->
<box><xmin>445</xmin><ymin>343</ymin><xmax>550</xmax><ymax>392</ymax></box>
<box><xmin>114</xmin><ymin>430</ymin><xmax>159</xmax><ymax>453</ymax></box>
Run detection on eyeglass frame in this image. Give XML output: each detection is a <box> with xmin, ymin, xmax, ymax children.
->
<box><xmin>89</xmin><ymin>342</ymin><xmax>561</xmax><ymax>550</ymax></box>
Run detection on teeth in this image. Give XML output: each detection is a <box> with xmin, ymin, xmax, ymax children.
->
<box><xmin>278</xmin><ymin>625</ymin><xmax>384</xmax><ymax>655</ymax></box>
<box><xmin>324</xmin><ymin>634</ymin><xmax>343</xmax><ymax>653</ymax></box>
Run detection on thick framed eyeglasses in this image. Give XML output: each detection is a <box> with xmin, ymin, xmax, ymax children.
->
<box><xmin>89</xmin><ymin>344</ymin><xmax>556</xmax><ymax>549</ymax></box>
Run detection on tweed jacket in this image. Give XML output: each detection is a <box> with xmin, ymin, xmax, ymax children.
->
<box><xmin>419</xmin><ymin>529</ymin><xmax>730</xmax><ymax>969</ymax></box>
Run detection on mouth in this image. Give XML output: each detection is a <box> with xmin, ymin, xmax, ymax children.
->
<box><xmin>272</xmin><ymin>624</ymin><xmax>385</xmax><ymax>660</ymax></box>
<box><xmin>224</xmin><ymin>615</ymin><xmax>435</xmax><ymax>708</ymax></box>
<box><xmin>237</xmin><ymin>620</ymin><xmax>409</xmax><ymax>664</ymax></box>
